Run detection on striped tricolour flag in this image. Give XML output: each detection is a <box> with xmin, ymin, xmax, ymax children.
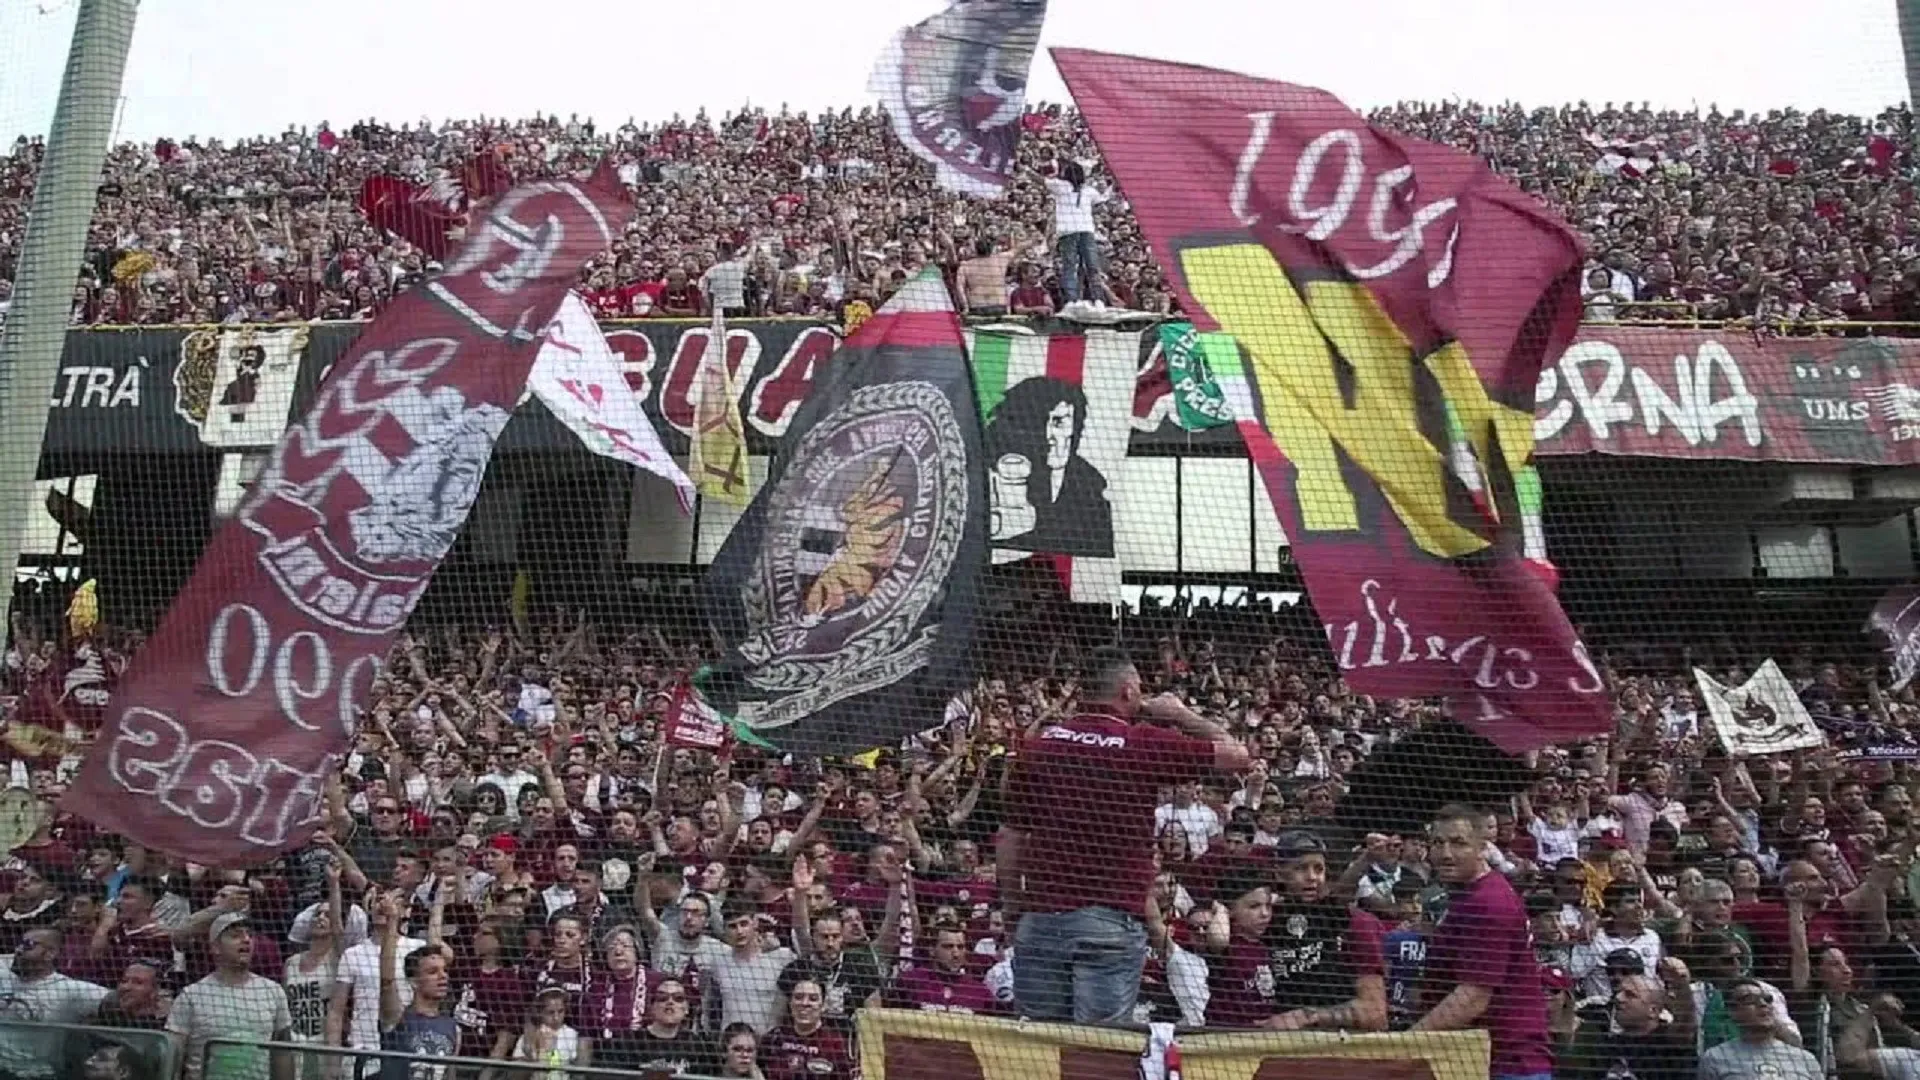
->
<box><xmin>966</xmin><ymin>327</ymin><xmax>1135</xmax><ymax>606</ymax></box>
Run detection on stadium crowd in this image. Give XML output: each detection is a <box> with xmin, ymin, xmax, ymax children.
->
<box><xmin>0</xmin><ymin>593</ymin><xmax>1912</xmax><ymax>1080</ymax></box>
<box><xmin>0</xmin><ymin>99</ymin><xmax>1917</xmax><ymax>332</ymax></box>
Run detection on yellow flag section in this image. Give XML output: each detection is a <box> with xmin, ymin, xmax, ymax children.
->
<box><xmin>691</xmin><ymin>304</ymin><xmax>752</xmax><ymax>507</ymax></box>
<box><xmin>857</xmin><ymin>1010</ymin><xmax>1490</xmax><ymax>1080</ymax></box>
<box><xmin>1176</xmin><ymin>242</ymin><xmax>1534</xmax><ymax>562</ymax></box>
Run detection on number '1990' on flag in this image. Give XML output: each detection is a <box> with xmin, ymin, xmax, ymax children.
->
<box><xmin>1054</xmin><ymin>49</ymin><xmax>1607</xmax><ymax>755</ymax></box>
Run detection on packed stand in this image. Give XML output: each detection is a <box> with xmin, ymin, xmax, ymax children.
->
<box><xmin>1</xmin><ymin>100</ymin><xmax>1917</xmax><ymax>333</ymax></box>
<box><xmin>0</xmin><ymin>593</ymin><xmax>1914</xmax><ymax>1080</ymax></box>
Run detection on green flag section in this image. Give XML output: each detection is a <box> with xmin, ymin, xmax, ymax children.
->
<box><xmin>1158</xmin><ymin>322</ymin><xmax>1234</xmax><ymax>430</ymax></box>
<box><xmin>689</xmin><ymin>668</ymin><xmax>781</xmax><ymax>751</ymax></box>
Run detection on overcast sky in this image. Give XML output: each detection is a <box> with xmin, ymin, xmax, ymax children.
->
<box><xmin>0</xmin><ymin>0</ymin><xmax>1911</xmax><ymax>145</ymax></box>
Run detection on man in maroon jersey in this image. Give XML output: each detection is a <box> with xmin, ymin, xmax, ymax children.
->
<box><xmin>1415</xmin><ymin>804</ymin><xmax>1552</xmax><ymax>1080</ymax></box>
<box><xmin>889</xmin><ymin>924</ymin><xmax>997</xmax><ymax>1014</ymax></box>
<box><xmin>1002</xmin><ymin>647</ymin><xmax>1248</xmax><ymax>1023</ymax></box>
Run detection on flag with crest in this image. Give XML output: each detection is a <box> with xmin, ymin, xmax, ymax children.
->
<box><xmin>702</xmin><ymin>268</ymin><xmax>986</xmax><ymax>755</ymax></box>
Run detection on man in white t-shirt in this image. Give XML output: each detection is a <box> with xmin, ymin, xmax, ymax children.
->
<box><xmin>169</xmin><ymin>914</ymin><xmax>294</xmax><ymax>1080</ymax></box>
<box><xmin>327</xmin><ymin>909</ymin><xmax>423</xmax><ymax>1076</ymax></box>
<box><xmin>1570</xmin><ymin>883</ymin><xmax>1663</xmax><ymax>1001</ymax></box>
<box><xmin>1154</xmin><ymin>782</ymin><xmax>1222</xmax><ymax>858</ymax></box>
<box><xmin>701</xmin><ymin>242</ymin><xmax>749</xmax><ymax>316</ymax></box>
<box><xmin>0</xmin><ymin>929</ymin><xmax>108</xmax><ymax>1080</ymax></box>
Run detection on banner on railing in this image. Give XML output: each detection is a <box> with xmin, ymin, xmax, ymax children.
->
<box><xmin>854</xmin><ymin>1009</ymin><xmax>1490</xmax><ymax>1080</ymax></box>
<box><xmin>39</xmin><ymin>320</ymin><xmax>1920</xmax><ymax>467</ymax></box>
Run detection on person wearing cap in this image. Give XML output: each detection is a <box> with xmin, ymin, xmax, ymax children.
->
<box><xmin>166</xmin><ymin>912</ymin><xmax>294</xmax><ymax>1080</ymax></box>
<box><xmin>282</xmin><ymin>858</ymin><xmax>348</xmax><ymax>1079</ymax></box>
<box><xmin>1259</xmin><ymin>829</ymin><xmax>1387</xmax><ymax>1032</ymax></box>
<box><xmin>1002</xmin><ymin>647</ymin><xmax>1248</xmax><ymax>1025</ymax></box>
<box><xmin>1414</xmin><ymin>804</ymin><xmax>1552</xmax><ymax>1080</ymax></box>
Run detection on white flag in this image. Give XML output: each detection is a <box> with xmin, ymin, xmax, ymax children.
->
<box><xmin>532</xmin><ymin>294</ymin><xmax>693</xmax><ymax>512</ymax></box>
<box><xmin>1695</xmin><ymin>659</ymin><xmax>1826</xmax><ymax>757</ymax></box>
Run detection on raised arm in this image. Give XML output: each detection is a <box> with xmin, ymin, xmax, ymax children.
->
<box><xmin>376</xmin><ymin>892</ymin><xmax>403</xmax><ymax>1030</ymax></box>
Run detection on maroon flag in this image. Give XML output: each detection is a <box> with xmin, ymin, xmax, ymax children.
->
<box><xmin>358</xmin><ymin>152</ymin><xmax>514</xmax><ymax>263</ymax></box>
<box><xmin>1870</xmin><ymin>586</ymin><xmax>1920</xmax><ymax>691</ymax></box>
<box><xmin>1056</xmin><ymin>50</ymin><xmax>1606</xmax><ymax>755</ymax></box>
<box><xmin>62</xmin><ymin>175</ymin><xmax>627</xmax><ymax>865</ymax></box>
<box><xmin>662</xmin><ymin>682</ymin><xmax>731</xmax><ymax>752</ymax></box>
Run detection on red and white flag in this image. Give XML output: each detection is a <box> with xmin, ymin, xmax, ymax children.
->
<box><xmin>532</xmin><ymin>293</ymin><xmax>694</xmax><ymax>512</ymax></box>
<box><xmin>62</xmin><ymin>176</ymin><xmax>628</xmax><ymax>865</ymax></box>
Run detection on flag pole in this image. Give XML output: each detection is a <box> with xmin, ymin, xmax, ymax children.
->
<box><xmin>0</xmin><ymin>0</ymin><xmax>140</xmax><ymax>636</ymax></box>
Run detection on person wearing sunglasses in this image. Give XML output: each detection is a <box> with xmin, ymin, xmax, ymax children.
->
<box><xmin>1698</xmin><ymin>978</ymin><xmax>1822</xmax><ymax>1080</ymax></box>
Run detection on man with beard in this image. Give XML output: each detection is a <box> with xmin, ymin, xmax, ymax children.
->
<box><xmin>785</xmin><ymin>857</ymin><xmax>888</xmax><ymax>1031</ymax></box>
<box><xmin>0</xmin><ymin>929</ymin><xmax>110</xmax><ymax>1080</ymax></box>
<box><xmin>1558</xmin><ymin>962</ymin><xmax>1697</xmax><ymax>1080</ymax></box>
<box><xmin>1259</xmin><ymin>830</ymin><xmax>1387</xmax><ymax>1032</ymax></box>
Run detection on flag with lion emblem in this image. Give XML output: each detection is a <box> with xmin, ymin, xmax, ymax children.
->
<box><xmin>701</xmin><ymin>266</ymin><xmax>987</xmax><ymax>755</ymax></box>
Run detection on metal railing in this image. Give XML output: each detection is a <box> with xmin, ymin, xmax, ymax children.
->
<box><xmin>198</xmin><ymin>1037</ymin><xmax>733</xmax><ymax>1080</ymax></box>
<box><xmin>0</xmin><ymin>1019</ymin><xmax>177</xmax><ymax>1080</ymax></box>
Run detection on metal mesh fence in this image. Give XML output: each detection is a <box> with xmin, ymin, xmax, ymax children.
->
<box><xmin>2</xmin><ymin>4</ymin><xmax>1920</xmax><ymax>1080</ymax></box>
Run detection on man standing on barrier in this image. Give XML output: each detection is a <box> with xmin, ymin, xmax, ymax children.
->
<box><xmin>1002</xmin><ymin>647</ymin><xmax>1248</xmax><ymax>1024</ymax></box>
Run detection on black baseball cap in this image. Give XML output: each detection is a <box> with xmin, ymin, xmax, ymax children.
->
<box><xmin>1271</xmin><ymin>829</ymin><xmax>1327</xmax><ymax>861</ymax></box>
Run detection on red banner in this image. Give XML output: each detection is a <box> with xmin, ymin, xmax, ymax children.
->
<box><xmin>662</xmin><ymin>683</ymin><xmax>730</xmax><ymax>751</ymax></box>
<box><xmin>62</xmin><ymin>177</ymin><xmax>627</xmax><ymax>865</ymax></box>
<box><xmin>1058</xmin><ymin>50</ymin><xmax>1609</xmax><ymax>754</ymax></box>
<box><xmin>1534</xmin><ymin>327</ymin><xmax>1920</xmax><ymax>463</ymax></box>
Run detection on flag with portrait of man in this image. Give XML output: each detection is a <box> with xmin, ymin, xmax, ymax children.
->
<box><xmin>968</xmin><ymin>327</ymin><xmax>1133</xmax><ymax>605</ymax></box>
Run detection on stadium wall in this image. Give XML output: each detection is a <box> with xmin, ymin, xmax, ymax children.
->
<box><xmin>21</xmin><ymin>320</ymin><xmax>1920</xmax><ymax>590</ymax></box>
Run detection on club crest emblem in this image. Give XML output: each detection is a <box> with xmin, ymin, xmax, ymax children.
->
<box><xmin>735</xmin><ymin>381</ymin><xmax>969</xmax><ymax>725</ymax></box>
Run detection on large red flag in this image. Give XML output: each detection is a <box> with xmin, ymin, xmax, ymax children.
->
<box><xmin>1055</xmin><ymin>50</ymin><xmax>1607</xmax><ymax>757</ymax></box>
<box><xmin>62</xmin><ymin>175</ymin><xmax>626</xmax><ymax>865</ymax></box>
<box><xmin>358</xmin><ymin>151</ymin><xmax>514</xmax><ymax>263</ymax></box>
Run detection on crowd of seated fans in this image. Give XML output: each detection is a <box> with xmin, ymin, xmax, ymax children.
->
<box><xmin>0</xmin><ymin>588</ymin><xmax>1912</xmax><ymax>1079</ymax></box>
<box><xmin>1</xmin><ymin>99</ymin><xmax>1916</xmax><ymax>334</ymax></box>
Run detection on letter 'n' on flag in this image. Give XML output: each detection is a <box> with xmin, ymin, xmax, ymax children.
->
<box><xmin>1054</xmin><ymin>50</ymin><xmax>1608</xmax><ymax>828</ymax></box>
<box><xmin>701</xmin><ymin>268</ymin><xmax>988</xmax><ymax>756</ymax></box>
<box><xmin>692</xmin><ymin>303</ymin><xmax>752</xmax><ymax>507</ymax></box>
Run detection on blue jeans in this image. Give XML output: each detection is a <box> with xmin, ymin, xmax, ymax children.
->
<box><xmin>1012</xmin><ymin>906</ymin><xmax>1148</xmax><ymax>1024</ymax></box>
<box><xmin>1056</xmin><ymin>232</ymin><xmax>1104</xmax><ymax>304</ymax></box>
